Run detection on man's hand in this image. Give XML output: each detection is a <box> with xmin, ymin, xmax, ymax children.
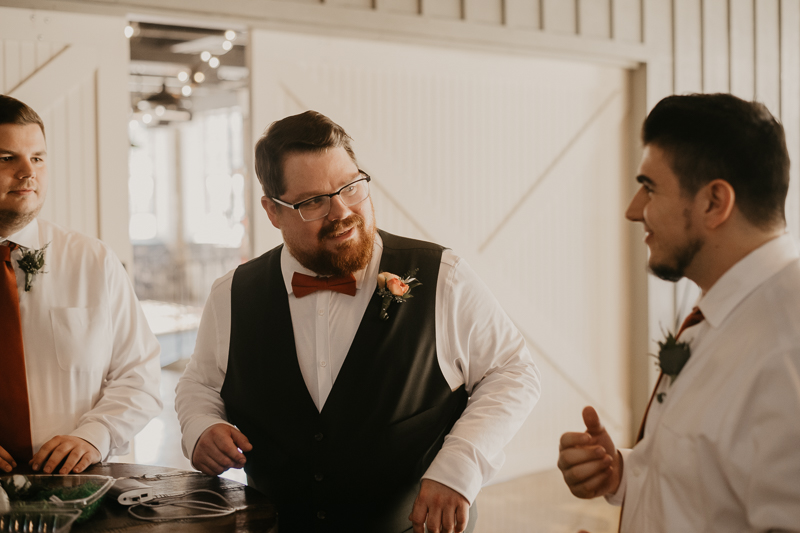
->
<box><xmin>30</xmin><ymin>436</ymin><xmax>101</xmax><ymax>474</ymax></box>
<box><xmin>558</xmin><ymin>406</ymin><xmax>621</xmax><ymax>499</ymax></box>
<box><xmin>192</xmin><ymin>423</ymin><xmax>252</xmax><ymax>476</ymax></box>
<box><xmin>409</xmin><ymin>479</ymin><xmax>470</xmax><ymax>533</ymax></box>
<box><xmin>0</xmin><ymin>445</ymin><xmax>16</xmax><ymax>472</ymax></box>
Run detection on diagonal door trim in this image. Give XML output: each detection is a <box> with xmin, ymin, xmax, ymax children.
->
<box><xmin>478</xmin><ymin>89</ymin><xmax>622</xmax><ymax>253</ymax></box>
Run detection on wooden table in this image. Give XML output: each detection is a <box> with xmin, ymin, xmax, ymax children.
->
<box><xmin>11</xmin><ymin>463</ymin><xmax>278</xmax><ymax>532</ymax></box>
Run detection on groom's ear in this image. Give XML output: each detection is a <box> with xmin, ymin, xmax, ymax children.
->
<box><xmin>699</xmin><ymin>179</ymin><xmax>735</xmax><ymax>230</ymax></box>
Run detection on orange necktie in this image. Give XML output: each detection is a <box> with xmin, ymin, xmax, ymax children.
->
<box><xmin>291</xmin><ymin>272</ymin><xmax>357</xmax><ymax>298</ymax></box>
<box><xmin>0</xmin><ymin>242</ymin><xmax>33</xmax><ymax>463</ymax></box>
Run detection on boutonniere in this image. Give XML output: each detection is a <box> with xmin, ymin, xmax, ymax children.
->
<box><xmin>653</xmin><ymin>328</ymin><xmax>691</xmax><ymax>402</ymax></box>
<box><xmin>376</xmin><ymin>269</ymin><xmax>421</xmax><ymax>320</ymax></box>
<box><xmin>17</xmin><ymin>242</ymin><xmax>49</xmax><ymax>291</ymax></box>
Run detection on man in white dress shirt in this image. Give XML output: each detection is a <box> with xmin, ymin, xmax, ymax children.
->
<box><xmin>558</xmin><ymin>93</ymin><xmax>800</xmax><ymax>532</ymax></box>
<box><xmin>0</xmin><ymin>95</ymin><xmax>161</xmax><ymax>475</ymax></box>
<box><xmin>175</xmin><ymin>110</ymin><xmax>541</xmax><ymax>533</ymax></box>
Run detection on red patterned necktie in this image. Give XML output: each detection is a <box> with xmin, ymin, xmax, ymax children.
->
<box><xmin>635</xmin><ymin>306</ymin><xmax>705</xmax><ymax>443</ymax></box>
<box><xmin>620</xmin><ymin>306</ymin><xmax>706</xmax><ymax>532</ymax></box>
<box><xmin>291</xmin><ymin>272</ymin><xmax>357</xmax><ymax>298</ymax></box>
<box><xmin>0</xmin><ymin>242</ymin><xmax>34</xmax><ymax>463</ymax></box>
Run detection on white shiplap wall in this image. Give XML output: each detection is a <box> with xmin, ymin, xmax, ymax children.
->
<box><xmin>6</xmin><ymin>0</ymin><xmax>800</xmax><ymax>475</ymax></box>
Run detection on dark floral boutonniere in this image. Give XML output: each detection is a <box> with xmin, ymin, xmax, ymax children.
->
<box><xmin>653</xmin><ymin>328</ymin><xmax>692</xmax><ymax>402</ymax></box>
<box><xmin>17</xmin><ymin>242</ymin><xmax>49</xmax><ymax>291</ymax></box>
<box><xmin>376</xmin><ymin>269</ymin><xmax>421</xmax><ymax>320</ymax></box>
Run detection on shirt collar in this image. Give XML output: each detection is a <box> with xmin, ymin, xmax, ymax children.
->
<box><xmin>1</xmin><ymin>218</ymin><xmax>40</xmax><ymax>250</ymax></box>
<box><xmin>281</xmin><ymin>232</ymin><xmax>384</xmax><ymax>296</ymax></box>
<box><xmin>697</xmin><ymin>233</ymin><xmax>799</xmax><ymax>328</ymax></box>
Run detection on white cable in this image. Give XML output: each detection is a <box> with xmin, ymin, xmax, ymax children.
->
<box><xmin>127</xmin><ymin>489</ymin><xmax>237</xmax><ymax>521</ymax></box>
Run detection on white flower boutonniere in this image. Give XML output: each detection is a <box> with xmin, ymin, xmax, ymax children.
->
<box><xmin>376</xmin><ymin>269</ymin><xmax>421</xmax><ymax>320</ymax></box>
<box><xmin>17</xmin><ymin>243</ymin><xmax>49</xmax><ymax>292</ymax></box>
<box><xmin>653</xmin><ymin>329</ymin><xmax>691</xmax><ymax>403</ymax></box>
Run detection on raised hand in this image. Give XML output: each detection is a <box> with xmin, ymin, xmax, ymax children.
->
<box><xmin>557</xmin><ymin>406</ymin><xmax>622</xmax><ymax>499</ymax></box>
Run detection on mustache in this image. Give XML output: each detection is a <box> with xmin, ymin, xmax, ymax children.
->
<box><xmin>318</xmin><ymin>214</ymin><xmax>364</xmax><ymax>240</ymax></box>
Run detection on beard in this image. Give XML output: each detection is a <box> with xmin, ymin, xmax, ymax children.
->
<box><xmin>286</xmin><ymin>213</ymin><xmax>375</xmax><ymax>276</ymax></box>
<box><xmin>649</xmin><ymin>236</ymin><xmax>703</xmax><ymax>282</ymax></box>
<box><xmin>648</xmin><ymin>210</ymin><xmax>704</xmax><ymax>282</ymax></box>
<box><xmin>0</xmin><ymin>207</ymin><xmax>40</xmax><ymax>236</ymax></box>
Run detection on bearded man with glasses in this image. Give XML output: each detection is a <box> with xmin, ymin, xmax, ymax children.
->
<box><xmin>176</xmin><ymin>111</ymin><xmax>541</xmax><ymax>533</ymax></box>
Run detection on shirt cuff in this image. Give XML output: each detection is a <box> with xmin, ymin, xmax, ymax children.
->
<box><xmin>422</xmin><ymin>447</ymin><xmax>484</xmax><ymax>504</ymax></box>
<box><xmin>70</xmin><ymin>422</ymin><xmax>111</xmax><ymax>460</ymax></box>
<box><xmin>604</xmin><ymin>448</ymin><xmax>631</xmax><ymax>506</ymax></box>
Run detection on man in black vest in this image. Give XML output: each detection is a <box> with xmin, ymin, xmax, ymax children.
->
<box><xmin>176</xmin><ymin>111</ymin><xmax>541</xmax><ymax>533</ymax></box>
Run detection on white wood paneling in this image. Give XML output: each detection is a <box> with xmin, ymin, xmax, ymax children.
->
<box><xmin>702</xmin><ymin>0</ymin><xmax>729</xmax><ymax>93</ymax></box>
<box><xmin>542</xmin><ymin>0</ymin><xmax>577</xmax><ymax>34</ymax></box>
<box><xmin>613</xmin><ymin>0</ymin><xmax>642</xmax><ymax>42</ymax></box>
<box><xmin>252</xmin><ymin>30</ymin><xmax>632</xmax><ymax>474</ymax></box>
<box><xmin>579</xmin><ymin>0</ymin><xmax>611</xmax><ymax>39</ymax></box>
<box><xmin>465</xmin><ymin>0</ymin><xmax>503</xmax><ymax>24</ymax></box>
<box><xmin>730</xmin><ymin>0</ymin><xmax>756</xmax><ymax>100</ymax></box>
<box><xmin>755</xmin><ymin>0</ymin><xmax>781</xmax><ymax>117</ymax></box>
<box><xmin>673</xmin><ymin>0</ymin><xmax>703</xmax><ymax>93</ymax></box>
<box><xmin>505</xmin><ymin>0</ymin><xmax>541</xmax><ymax>29</ymax></box>
<box><xmin>375</xmin><ymin>0</ymin><xmax>419</xmax><ymax>15</ymax></box>
<box><xmin>421</xmin><ymin>0</ymin><xmax>462</xmax><ymax>19</ymax></box>
<box><xmin>781</xmin><ymin>0</ymin><xmax>800</xmax><ymax>236</ymax></box>
<box><xmin>0</xmin><ymin>7</ymin><xmax>132</xmax><ymax>267</ymax></box>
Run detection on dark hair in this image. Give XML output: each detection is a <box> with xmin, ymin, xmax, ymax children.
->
<box><xmin>254</xmin><ymin>111</ymin><xmax>357</xmax><ymax>199</ymax></box>
<box><xmin>642</xmin><ymin>93</ymin><xmax>789</xmax><ymax>229</ymax></box>
<box><xmin>0</xmin><ymin>94</ymin><xmax>45</xmax><ymax>138</ymax></box>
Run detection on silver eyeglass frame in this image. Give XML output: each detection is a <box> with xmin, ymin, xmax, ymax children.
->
<box><xmin>270</xmin><ymin>171</ymin><xmax>371</xmax><ymax>222</ymax></box>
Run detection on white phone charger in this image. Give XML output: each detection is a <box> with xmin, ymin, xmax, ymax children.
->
<box><xmin>109</xmin><ymin>478</ymin><xmax>155</xmax><ymax>505</ymax></box>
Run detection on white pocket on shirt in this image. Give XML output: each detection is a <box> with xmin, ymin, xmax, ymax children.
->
<box><xmin>50</xmin><ymin>306</ymin><xmax>111</xmax><ymax>371</ymax></box>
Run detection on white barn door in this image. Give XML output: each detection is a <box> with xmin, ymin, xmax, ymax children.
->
<box><xmin>0</xmin><ymin>7</ymin><xmax>132</xmax><ymax>266</ymax></box>
<box><xmin>251</xmin><ymin>30</ymin><xmax>634</xmax><ymax>479</ymax></box>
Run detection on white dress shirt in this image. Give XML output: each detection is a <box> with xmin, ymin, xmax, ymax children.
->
<box><xmin>608</xmin><ymin>233</ymin><xmax>800</xmax><ymax>532</ymax></box>
<box><xmin>176</xmin><ymin>232</ymin><xmax>541</xmax><ymax>503</ymax></box>
<box><xmin>2</xmin><ymin>219</ymin><xmax>162</xmax><ymax>459</ymax></box>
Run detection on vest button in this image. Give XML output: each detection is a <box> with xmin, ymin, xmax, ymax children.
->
<box><xmin>315</xmin><ymin>473</ymin><xmax>323</xmax><ymax>481</ymax></box>
<box><xmin>317</xmin><ymin>511</ymin><xmax>326</xmax><ymax>519</ymax></box>
<box><xmin>314</xmin><ymin>432</ymin><xmax>323</xmax><ymax>441</ymax></box>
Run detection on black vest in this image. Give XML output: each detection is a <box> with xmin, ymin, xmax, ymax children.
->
<box><xmin>221</xmin><ymin>230</ymin><xmax>468</xmax><ymax>533</ymax></box>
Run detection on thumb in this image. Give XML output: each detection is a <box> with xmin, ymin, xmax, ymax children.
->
<box><xmin>231</xmin><ymin>428</ymin><xmax>253</xmax><ymax>452</ymax></box>
<box><xmin>582</xmin><ymin>406</ymin><xmax>605</xmax><ymax>436</ymax></box>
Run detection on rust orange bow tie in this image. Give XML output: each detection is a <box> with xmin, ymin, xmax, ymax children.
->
<box><xmin>291</xmin><ymin>272</ymin><xmax>357</xmax><ymax>298</ymax></box>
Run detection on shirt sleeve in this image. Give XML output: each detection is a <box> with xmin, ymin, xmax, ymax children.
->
<box><xmin>69</xmin><ymin>250</ymin><xmax>163</xmax><ymax>459</ymax></box>
<box><xmin>175</xmin><ymin>272</ymin><xmax>236</xmax><ymax>465</ymax></box>
<box><xmin>604</xmin><ymin>448</ymin><xmax>631</xmax><ymax>506</ymax></box>
<box><xmin>422</xmin><ymin>250</ymin><xmax>542</xmax><ymax>503</ymax></box>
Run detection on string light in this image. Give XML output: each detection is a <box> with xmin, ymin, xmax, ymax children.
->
<box><xmin>124</xmin><ymin>25</ymin><xmax>134</xmax><ymax>38</ymax></box>
<box><xmin>193</xmin><ymin>72</ymin><xmax>205</xmax><ymax>83</ymax></box>
<box><xmin>177</xmin><ymin>71</ymin><xmax>189</xmax><ymax>82</ymax></box>
<box><xmin>142</xmin><ymin>114</ymin><xmax>152</xmax><ymax>124</ymax></box>
<box><xmin>208</xmin><ymin>57</ymin><xmax>220</xmax><ymax>69</ymax></box>
<box><xmin>222</xmin><ymin>40</ymin><xmax>233</xmax><ymax>51</ymax></box>
<box><xmin>224</xmin><ymin>30</ymin><xmax>236</xmax><ymax>41</ymax></box>
<box><xmin>155</xmin><ymin>105</ymin><xmax>165</xmax><ymax>117</ymax></box>
<box><xmin>181</xmin><ymin>85</ymin><xmax>192</xmax><ymax>97</ymax></box>
<box><xmin>200</xmin><ymin>51</ymin><xmax>211</xmax><ymax>62</ymax></box>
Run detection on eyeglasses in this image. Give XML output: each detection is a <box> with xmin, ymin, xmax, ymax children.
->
<box><xmin>271</xmin><ymin>172</ymin><xmax>372</xmax><ymax>222</ymax></box>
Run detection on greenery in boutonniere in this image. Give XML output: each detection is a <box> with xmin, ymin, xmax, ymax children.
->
<box><xmin>17</xmin><ymin>242</ymin><xmax>49</xmax><ymax>291</ymax></box>
<box><xmin>376</xmin><ymin>268</ymin><xmax>421</xmax><ymax>320</ymax></box>
<box><xmin>652</xmin><ymin>328</ymin><xmax>692</xmax><ymax>403</ymax></box>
